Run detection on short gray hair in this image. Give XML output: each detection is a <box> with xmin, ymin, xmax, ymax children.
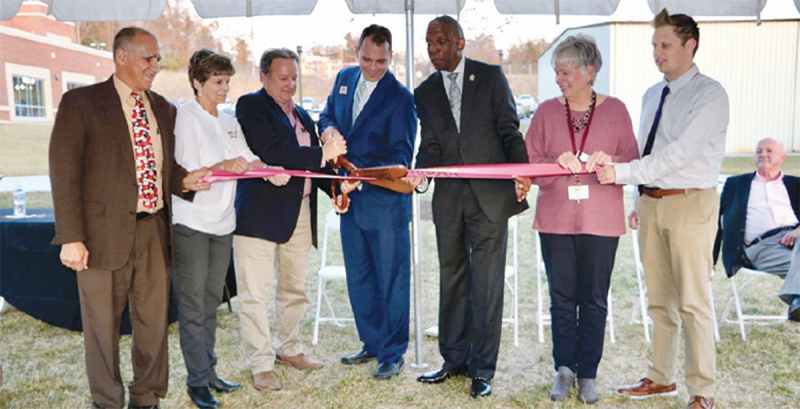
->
<box><xmin>259</xmin><ymin>48</ymin><xmax>299</xmax><ymax>76</ymax></box>
<box><xmin>551</xmin><ymin>34</ymin><xmax>603</xmax><ymax>85</ymax></box>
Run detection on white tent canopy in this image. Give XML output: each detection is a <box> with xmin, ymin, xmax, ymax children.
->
<box><xmin>1</xmin><ymin>0</ymin><xmax>794</xmax><ymax>21</ymax></box>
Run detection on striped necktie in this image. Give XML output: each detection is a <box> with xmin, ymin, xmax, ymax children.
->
<box><xmin>448</xmin><ymin>72</ymin><xmax>461</xmax><ymax>132</ymax></box>
<box><xmin>352</xmin><ymin>80</ymin><xmax>367</xmax><ymax>125</ymax></box>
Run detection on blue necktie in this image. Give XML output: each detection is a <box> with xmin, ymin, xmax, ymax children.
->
<box><xmin>638</xmin><ymin>85</ymin><xmax>669</xmax><ymax>195</ymax></box>
<box><xmin>642</xmin><ymin>85</ymin><xmax>670</xmax><ymax>157</ymax></box>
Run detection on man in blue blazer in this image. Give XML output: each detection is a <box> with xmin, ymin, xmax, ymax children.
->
<box><xmin>714</xmin><ymin>138</ymin><xmax>800</xmax><ymax>321</ymax></box>
<box><xmin>408</xmin><ymin>16</ymin><xmax>528</xmax><ymax>398</ymax></box>
<box><xmin>318</xmin><ymin>24</ymin><xmax>417</xmax><ymax>380</ymax></box>
<box><xmin>235</xmin><ymin>48</ymin><xmax>347</xmax><ymax>392</ymax></box>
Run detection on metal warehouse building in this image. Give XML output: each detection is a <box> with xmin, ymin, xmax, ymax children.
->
<box><xmin>539</xmin><ymin>20</ymin><xmax>800</xmax><ymax>153</ymax></box>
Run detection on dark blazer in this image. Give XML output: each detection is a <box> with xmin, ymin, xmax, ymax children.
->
<box><xmin>49</xmin><ymin>76</ymin><xmax>190</xmax><ymax>271</ymax></box>
<box><xmin>414</xmin><ymin>58</ymin><xmax>528</xmax><ymax>224</ymax></box>
<box><xmin>317</xmin><ymin>67</ymin><xmax>416</xmax><ymax>229</ymax></box>
<box><xmin>714</xmin><ymin>172</ymin><xmax>800</xmax><ymax>277</ymax></box>
<box><xmin>235</xmin><ymin>88</ymin><xmax>330</xmax><ymax>246</ymax></box>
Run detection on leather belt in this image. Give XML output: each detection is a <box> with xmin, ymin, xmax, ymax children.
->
<box><xmin>639</xmin><ymin>186</ymin><xmax>701</xmax><ymax>199</ymax></box>
<box><xmin>747</xmin><ymin>225</ymin><xmax>798</xmax><ymax>247</ymax></box>
<box><xmin>136</xmin><ymin>210</ymin><xmax>161</xmax><ymax>221</ymax></box>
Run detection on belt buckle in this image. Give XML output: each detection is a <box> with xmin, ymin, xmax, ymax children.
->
<box><xmin>649</xmin><ymin>188</ymin><xmax>663</xmax><ymax>198</ymax></box>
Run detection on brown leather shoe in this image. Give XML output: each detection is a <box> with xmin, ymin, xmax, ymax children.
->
<box><xmin>688</xmin><ymin>396</ymin><xmax>714</xmax><ymax>409</ymax></box>
<box><xmin>253</xmin><ymin>371</ymin><xmax>281</xmax><ymax>391</ymax></box>
<box><xmin>617</xmin><ymin>378</ymin><xmax>677</xmax><ymax>399</ymax></box>
<box><xmin>276</xmin><ymin>353</ymin><xmax>324</xmax><ymax>371</ymax></box>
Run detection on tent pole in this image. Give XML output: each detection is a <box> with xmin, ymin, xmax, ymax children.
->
<box><xmin>406</xmin><ymin>0</ymin><xmax>427</xmax><ymax>370</ymax></box>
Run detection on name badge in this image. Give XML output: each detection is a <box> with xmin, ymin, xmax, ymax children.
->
<box><xmin>228</xmin><ymin>130</ymin><xmax>238</xmax><ymax>139</ymax></box>
<box><xmin>339</xmin><ymin>86</ymin><xmax>348</xmax><ymax>95</ymax></box>
<box><xmin>568</xmin><ymin>185</ymin><xmax>589</xmax><ymax>202</ymax></box>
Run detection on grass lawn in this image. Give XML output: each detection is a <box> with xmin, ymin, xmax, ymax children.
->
<box><xmin>1</xmin><ymin>123</ymin><xmax>800</xmax><ymax>408</ymax></box>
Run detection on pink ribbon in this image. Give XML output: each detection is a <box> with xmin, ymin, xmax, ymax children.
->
<box><xmin>203</xmin><ymin>167</ymin><xmax>375</xmax><ymax>183</ymax></box>
<box><xmin>406</xmin><ymin>163</ymin><xmax>591</xmax><ymax>179</ymax></box>
<box><xmin>203</xmin><ymin>163</ymin><xmax>592</xmax><ymax>183</ymax></box>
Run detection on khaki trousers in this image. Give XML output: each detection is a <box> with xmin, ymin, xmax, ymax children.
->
<box><xmin>638</xmin><ymin>188</ymin><xmax>718</xmax><ymax>397</ymax></box>
<box><xmin>234</xmin><ymin>197</ymin><xmax>312</xmax><ymax>374</ymax></box>
<box><xmin>77</xmin><ymin>212</ymin><xmax>170</xmax><ymax>408</ymax></box>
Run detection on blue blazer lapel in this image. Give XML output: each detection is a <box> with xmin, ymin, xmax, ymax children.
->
<box><xmin>260</xmin><ymin>89</ymin><xmax>296</xmax><ymax>141</ymax></box>
<box><xmin>343</xmin><ymin>71</ymin><xmax>360</xmax><ymax>135</ymax></box>
<box><xmin>739</xmin><ymin>172</ymin><xmax>755</xmax><ymax>211</ymax></box>
<box><xmin>459</xmin><ymin>59</ymin><xmax>478</xmax><ymax>133</ymax></box>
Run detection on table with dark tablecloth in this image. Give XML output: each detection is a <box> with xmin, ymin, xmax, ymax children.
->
<box><xmin>0</xmin><ymin>208</ymin><xmax>178</xmax><ymax>334</ymax></box>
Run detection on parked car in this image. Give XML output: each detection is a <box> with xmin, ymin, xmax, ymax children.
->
<box><xmin>217</xmin><ymin>102</ymin><xmax>236</xmax><ymax>116</ymax></box>
<box><xmin>515</xmin><ymin>101</ymin><xmax>525</xmax><ymax>119</ymax></box>
<box><xmin>301</xmin><ymin>97</ymin><xmax>315</xmax><ymax>111</ymax></box>
<box><xmin>517</xmin><ymin>94</ymin><xmax>537</xmax><ymax>117</ymax></box>
<box><xmin>310</xmin><ymin>101</ymin><xmax>327</xmax><ymax>123</ymax></box>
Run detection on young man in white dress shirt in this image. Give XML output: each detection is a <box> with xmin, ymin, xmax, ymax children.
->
<box><xmin>597</xmin><ymin>9</ymin><xmax>728</xmax><ymax>409</ymax></box>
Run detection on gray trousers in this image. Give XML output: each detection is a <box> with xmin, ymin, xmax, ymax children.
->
<box><xmin>744</xmin><ymin>231</ymin><xmax>800</xmax><ymax>304</ymax></box>
<box><xmin>172</xmin><ymin>224</ymin><xmax>233</xmax><ymax>387</ymax></box>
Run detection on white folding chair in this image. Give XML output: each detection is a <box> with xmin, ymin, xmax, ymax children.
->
<box><xmin>503</xmin><ymin>215</ymin><xmax>519</xmax><ymax>346</ymax></box>
<box><xmin>312</xmin><ymin>210</ymin><xmax>353</xmax><ymax>345</ymax></box>
<box><xmin>535</xmin><ymin>231</ymin><xmax>615</xmax><ymax>344</ymax></box>
<box><xmin>720</xmin><ymin>267</ymin><xmax>786</xmax><ymax>341</ymax></box>
<box><xmin>630</xmin><ymin>229</ymin><xmax>721</xmax><ymax>343</ymax></box>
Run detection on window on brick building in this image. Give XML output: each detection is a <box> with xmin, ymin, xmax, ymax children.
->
<box><xmin>67</xmin><ymin>82</ymin><xmax>87</xmax><ymax>91</ymax></box>
<box><xmin>13</xmin><ymin>75</ymin><xmax>46</xmax><ymax>118</ymax></box>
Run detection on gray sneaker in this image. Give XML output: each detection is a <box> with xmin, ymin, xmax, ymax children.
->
<box><xmin>578</xmin><ymin>378</ymin><xmax>599</xmax><ymax>404</ymax></box>
<box><xmin>550</xmin><ymin>366</ymin><xmax>575</xmax><ymax>401</ymax></box>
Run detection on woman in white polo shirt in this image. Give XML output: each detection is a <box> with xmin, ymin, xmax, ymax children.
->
<box><xmin>171</xmin><ymin>49</ymin><xmax>289</xmax><ymax>409</ymax></box>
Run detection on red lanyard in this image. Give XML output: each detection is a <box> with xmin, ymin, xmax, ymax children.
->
<box><xmin>564</xmin><ymin>91</ymin><xmax>596</xmax><ymax>156</ymax></box>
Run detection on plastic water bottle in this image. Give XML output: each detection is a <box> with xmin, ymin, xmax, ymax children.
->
<box><xmin>13</xmin><ymin>185</ymin><xmax>26</xmax><ymax>217</ymax></box>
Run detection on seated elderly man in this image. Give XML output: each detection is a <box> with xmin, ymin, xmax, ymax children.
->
<box><xmin>714</xmin><ymin>137</ymin><xmax>800</xmax><ymax>322</ymax></box>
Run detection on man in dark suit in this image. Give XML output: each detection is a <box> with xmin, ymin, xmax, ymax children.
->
<box><xmin>318</xmin><ymin>24</ymin><xmax>416</xmax><ymax>380</ymax></box>
<box><xmin>407</xmin><ymin>16</ymin><xmax>529</xmax><ymax>398</ymax></box>
<box><xmin>233</xmin><ymin>48</ymin><xmax>346</xmax><ymax>392</ymax></box>
<box><xmin>714</xmin><ymin>137</ymin><xmax>800</xmax><ymax>321</ymax></box>
<box><xmin>49</xmin><ymin>27</ymin><xmax>209</xmax><ymax>409</ymax></box>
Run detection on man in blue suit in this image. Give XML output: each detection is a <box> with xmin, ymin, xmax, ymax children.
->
<box><xmin>714</xmin><ymin>137</ymin><xmax>800</xmax><ymax>321</ymax></box>
<box><xmin>318</xmin><ymin>24</ymin><xmax>417</xmax><ymax>380</ymax></box>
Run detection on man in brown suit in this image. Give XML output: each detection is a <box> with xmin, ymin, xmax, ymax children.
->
<box><xmin>49</xmin><ymin>27</ymin><xmax>210</xmax><ymax>409</ymax></box>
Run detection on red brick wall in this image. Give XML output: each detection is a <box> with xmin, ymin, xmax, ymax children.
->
<box><xmin>0</xmin><ymin>32</ymin><xmax>114</xmax><ymax>121</ymax></box>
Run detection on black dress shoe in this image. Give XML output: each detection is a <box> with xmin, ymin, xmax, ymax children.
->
<box><xmin>789</xmin><ymin>297</ymin><xmax>800</xmax><ymax>322</ymax></box>
<box><xmin>187</xmin><ymin>386</ymin><xmax>220</xmax><ymax>409</ymax></box>
<box><xmin>127</xmin><ymin>404</ymin><xmax>159</xmax><ymax>409</ymax></box>
<box><xmin>417</xmin><ymin>365</ymin><xmax>469</xmax><ymax>384</ymax></box>
<box><xmin>341</xmin><ymin>349</ymin><xmax>377</xmax><ymax>365</ymax></box>
<box><xmin>470</xmin><ymin>377</ymin><xmax>492</xmax><ymax>398</ymax></box>
<box><xmin>209</xmin><ymin>377</ymin><xmax>242</xmax><ymax>393</ymax></box>
<box><xmin>373</xmin><ymin>357</ymin><xmax>404</xmax><ymax>380</ymax></box>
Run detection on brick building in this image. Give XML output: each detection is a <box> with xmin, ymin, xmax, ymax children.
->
<box><xmin>0</xmin><ymin>0</ymin><xmax>113</xmax><ymax>122</ymax></box>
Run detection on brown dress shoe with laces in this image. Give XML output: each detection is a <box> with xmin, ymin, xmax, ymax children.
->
<box><xmin>688</xmin><ymin>396</ymin><xmax>714</xmax><ymax>409</ymax></box>
<box><xmin>617</xmin><ymin>378</ymin><xmax>677</xmax><ymax>399</ymax></box>
<box><xmin>276</xmin><ymin>353</ymin><xmax>324</xmax><ymax>370</ymax></box>
<box><xmin>253</xmin><ymin>371</ymin><xmax>281</xmax><ymax>391</ymax></box>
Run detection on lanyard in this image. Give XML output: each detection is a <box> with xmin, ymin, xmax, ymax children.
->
<box><xmin>564</xmin><ymin>91</ymin><xmax>596</xmax><ymax>157</ymax></box>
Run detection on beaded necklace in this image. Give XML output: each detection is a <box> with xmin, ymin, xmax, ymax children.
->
<box><xmin>564</xmin><ymin>91</ymin><xmax>596</xmax><ymax>133</ymax></box>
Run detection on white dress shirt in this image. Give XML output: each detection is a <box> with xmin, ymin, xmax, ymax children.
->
<box><xmin>172</xmin><ymin>99</ymin><xmax>259</xmax><ymax>235</ymax></box>
<box><xmin>745</xmin><ymin>171</ymin><xmax>800</xmax><ymax>243</ymax></box>
<box><xmin>615</xmin><ymin>64</ymin><xmax>729</xmax><ymax>191</ymax></box>
<box><xmin>354</xmin><ymin>73</ymin><xmax>379</xmax><ymax>116</ymax></box>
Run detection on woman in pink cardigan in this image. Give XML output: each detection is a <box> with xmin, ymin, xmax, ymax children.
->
<box><xmin>525</xmin><ymin>34</ymin><xmax>639</xmax><ymax>404</ymax></box>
